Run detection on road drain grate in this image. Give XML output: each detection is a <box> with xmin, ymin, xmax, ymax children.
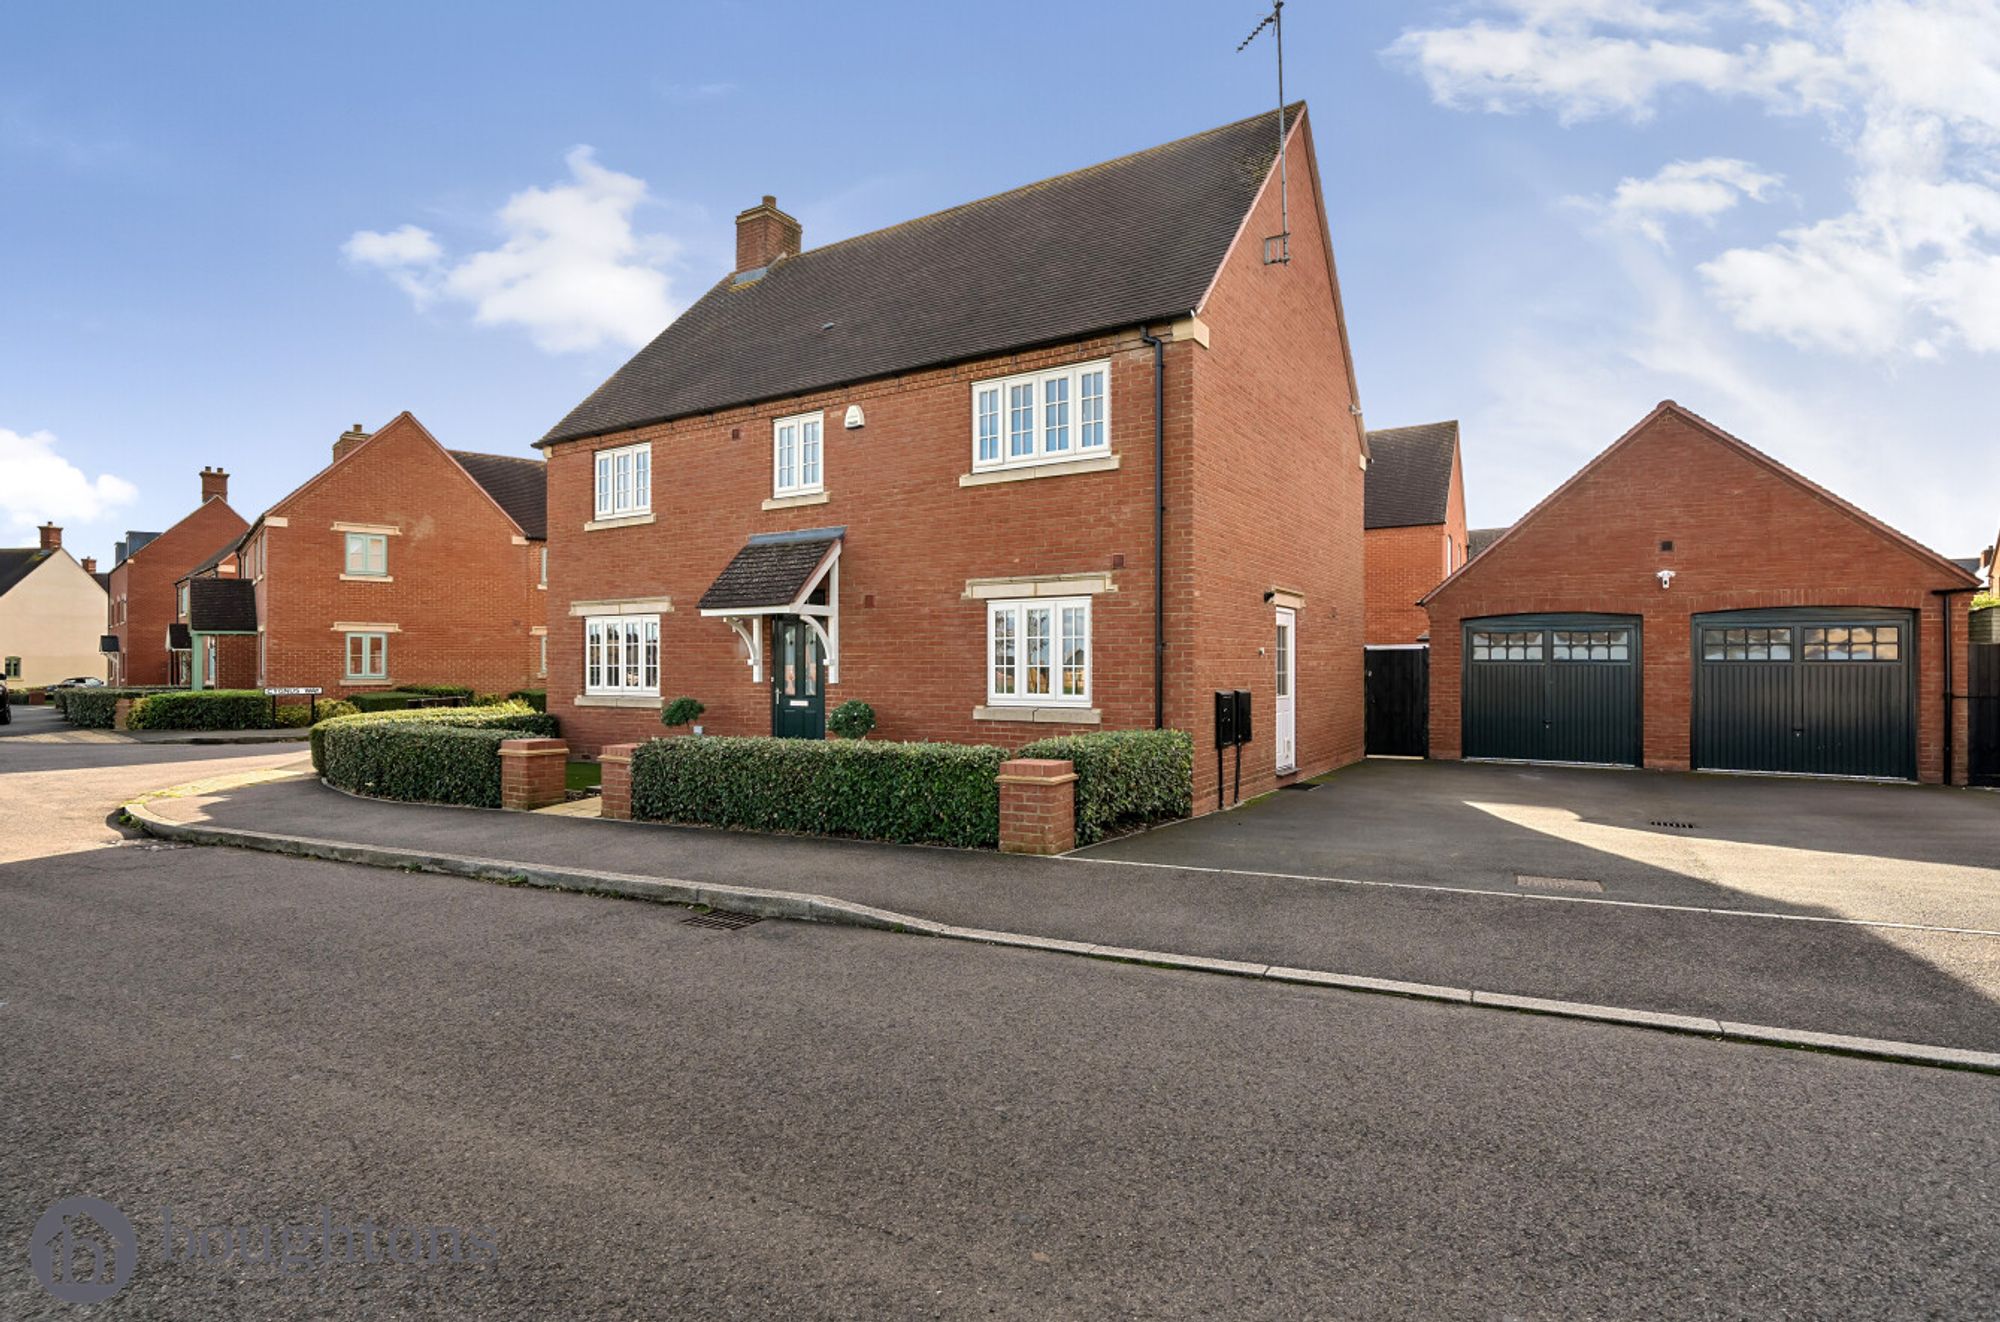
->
<box><xmin>683</xmin><ymin>909</ymin><xmax>765</xmax><ymax>931</ymax></box>
<box><xmin>1516</xmin><ymin>875</ymin><xmax>1606</xmax><ymax>895</ymax></box>
<box><xmin>1648</xmin><ymin>819</ymin><xmax>1699</xmax><ymax>831</ymax></box>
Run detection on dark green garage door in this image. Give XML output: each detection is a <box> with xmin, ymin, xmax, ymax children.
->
<box><xmin>1692</xmin><ymin>609</ymin><xmax>1916</xmax><ymax>780</ymax></box>
<box><xmin>1462</xmin><ymin>615</ymin><xmax>1642</xmax><ymax>766</ymax></box>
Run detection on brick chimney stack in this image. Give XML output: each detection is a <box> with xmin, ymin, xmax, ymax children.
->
<box><xmin>333</xmin><ymin>423</ymin><xmax>372</xmax><ymax>465</ymax></box>
<box><xmin>735</xmin><ymin>195</ymin><xmax>802</xmax><ymax>275</ymax></box>
<box><xmin>38</xmin><ymin>523</ymin><xmax>61</xmax><ymax>551</ymax></box>
<box><xmin>200</xmin><ymin>466</ymin><xmax>229</xmax><ymax>504</ymax></box>
<box><xmin>81</xmin><ymin>556</ymin><xmax>97</xmax><ymax>575</ymax></box>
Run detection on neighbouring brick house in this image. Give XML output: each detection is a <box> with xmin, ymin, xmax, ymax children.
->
<box><xmin>103</xmin><ymin>469</ymin><xmax>249</xmax><ymax>686</ymax></box>
<box><xmin>1363</xmin><ymin>420</ymin><xmax>1467</xmax><ymax>646</ymax></box>
<box><xmin>231</xmin><ymin>414</ymin><xmax>548</xmax><ymax>697</ymax></box>
<box><xmin>172</xmin><ymin>542</ymin><xmax>258</xmax><ymax>689</ymax></box>
<box><xmin>537</xmin><ymin>105</ymin><xmax>1370</xmax><ymax>809</ymax></box>
<box><xmin>1423</xmin><ymin>401</ymin><xmax>1982</xmax><ymax>784</ymax></box>
<box><xmin>0</xmin><ymin>525</ymin><xmax>108</xmax><ymax>687</ymax></box>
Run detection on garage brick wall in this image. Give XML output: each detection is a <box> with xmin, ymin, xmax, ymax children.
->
<box><xmin>1425</xmin><ymin>405</ymin><xmax>1974</xmax><ymax>784</ymax></box>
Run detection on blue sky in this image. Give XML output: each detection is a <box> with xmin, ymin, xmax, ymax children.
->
<box><xmin>4</xmin><ymin>0</ymin><xmax>1996</xmax><ymax>564</ymax></box>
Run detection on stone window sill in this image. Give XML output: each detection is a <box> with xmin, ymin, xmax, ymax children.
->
<box><xmin>972</xmin><ymin>705</ymin><xmax>1102</xmax><ymax>725</ymax></box>
<box><xmin>762</xmin><ymin>491</ymin><xmax>830</xmax><ymax>511</ymax></box>
<box><xmin>584</xmin><ymin>512</ymin><xmax>657</xmax><ymax>531</ymax></box>
<box><xmin>343</xmin><ymin>677</ymin><xmax>397</xmax><ymax>688</ymax></box>
<box><xmin>339</xmin><ymin>574</ymin><xmax>394</xmax><ymax>583</ymax></box>
<box><xmin>574</xmin><ymin>693</ymin><xmax>661</xmax><ymax>708</ymax></box>
<box><xmin>959</xmin><ymin>454</ymin><xmax>1120</xmax><ymax>487</ymax></box>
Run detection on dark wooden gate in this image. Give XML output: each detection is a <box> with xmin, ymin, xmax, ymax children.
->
<box><xmin>1365</xmin><ymin>647</ymin><xmax>1428</xmax><ymax>757</ymax></box>
<box><xmin>1971</xmin><ymin>643</ymin><xmax>2000</xmax><ymax>788</ymax></box>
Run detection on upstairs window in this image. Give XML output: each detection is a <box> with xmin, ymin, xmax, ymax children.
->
<box><xmin>594</xmin><ymin>442</ymin><xmax>651</xmax><ymax>520</ymax></box>
<box><xmin>177</xmin><ymin>583</ymin><xmax>190</xmax><ymax>618</ymax></box>
<box><xmin>972</xmin><ymin>361</ymin><xmax>1110</xmax><ymax>472</ymax></box>
<box><xmin>344</xmin><ymin>532</ymin><xmax>388</xmax><ymax>577</ymax></box>
<box><xmin>772</xmin><ymin>412</ymin><xmax>824</xmax><ymax>498</ymax></box>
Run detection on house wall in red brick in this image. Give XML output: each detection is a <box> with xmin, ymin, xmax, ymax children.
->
<box><xmin>255</xmin><ymin>414</ymin><xmax>546</xmax><ymax>698</ymax></box>
<box><xmin>1186</xmin><ymin>113</ymin><xmax>1368</xmax><ymax>805</ymax></box>
<box><xmin>1364</xmin><ymin>447</ymin><xmax>1467</xmax><ymax>645</ymax></box>
<box><xmin>1425</xmin><ymin>406</ymin><xmax>1974</xmax><ymax>783</ymax></box>
<box><xmin>104</xmin><ymin>490</ymin><xmax>248</xmax><ymax>686</ymax></box>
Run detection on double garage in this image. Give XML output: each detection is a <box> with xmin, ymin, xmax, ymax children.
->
<box><xmin>1423</xmin><ymin>402</ymin><xmax>1981</xmax><ymax>786</ymax></box>
<box><xmin>1460</xmin><ymin>608</ymin><xmax>1916</xmax><ymax>780</ymax></box>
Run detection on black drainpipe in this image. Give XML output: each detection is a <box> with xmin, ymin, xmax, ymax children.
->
<box><xmin>1937</xmin><ymin>587</ymin><xmax>1968</xmax><ymax>786</ymax></box>
<box><xmin>1142</xmin><ymin>330</ymin><xmax>1167</xmax><ymax>729</ymax></box>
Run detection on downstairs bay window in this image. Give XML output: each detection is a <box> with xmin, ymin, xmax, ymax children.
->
<box><xmin>987</xmin><ymin>597</ymin><xmax>1090</xmax><ymax>707</ymax></box>
<box><xmin>584</xmin><ymin>615</ymin><xmax>660</xmax><ymax>696</ymax></box>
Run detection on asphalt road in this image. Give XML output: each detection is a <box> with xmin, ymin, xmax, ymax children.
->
<box><xmin>3</xmin><ymin>739</ymin><xmax>1997</xmax><ymax>1318</ymax></box>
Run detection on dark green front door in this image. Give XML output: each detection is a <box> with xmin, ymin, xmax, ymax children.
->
<box><xmin>771</xmin><ymin>616</ymin><xmax>826</xmax><ymax>739</ymax></box>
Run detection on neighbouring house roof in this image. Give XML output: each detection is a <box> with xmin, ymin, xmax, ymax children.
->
<box><xmin>93</xmin><ymin>571</ymin><xmax>109</xmax><ymax>591</ymax></box>
<box><xmin>187</xmin><ymin>577</ymin><xmax>258</xmax><ymax>633</ymax></box>
<box><xmin>450</xmin><ymin>451</ymin><xmax>548</xmax><ymax>540</ymax></box>
<box><xmin>1952</xmin><ymin>556</ymin><xmax>1981</xmax><ymax>576</ymax></box>
<box><xmin>541</xmin><ymin>106</ymin><xmax>1305</xmax><ymax>445</ymax></box>
<box><xmin>0</xmin><ymin>548</ymin><xmax>49</xmax><ymax>598</ymax></box>
<box><xmin>1467</xmin><ymin>526</ymin><xmax>1508</xmax><ymax>559</ymax></box>
<box><xmin>179</xmin><ymin>535</ymin><xmax>244</xmax><ymax>583</ymax></box>
<box><xmin>1364</xmin><ymin>421</ymin><xmax>1460</xmax><ymax>529</ymax></box>
<box><xmin>112</xmin><ymin>530</ymin><xmax>162</xmax><ymax>570</ymax></box>
<box><xmin>699</xmin><ymin>527</ymin><xmax>844</xmax><ymax>612</ymax></box>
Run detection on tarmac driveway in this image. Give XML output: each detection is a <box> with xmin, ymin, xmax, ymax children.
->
<box><xmin>1082</xmin><ymin>759</ymin><xmax>2000</xmax><ymax>933</ymax></box>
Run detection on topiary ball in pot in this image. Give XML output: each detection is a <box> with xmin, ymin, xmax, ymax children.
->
<box><xmin>661</xmin><ymin>696</ymin><xmax>705</xmax><ymax>733</ymax></box>
<box><xmin>828</xmin><ymin>699</ymin><xmax>876</xmax><ymax>740</ymax></box>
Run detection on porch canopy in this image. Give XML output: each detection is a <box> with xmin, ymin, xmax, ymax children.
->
<box><xmin>697</xmin><ymin>526</ymin><xmax>843</xmax><ymax>684</ymax></box>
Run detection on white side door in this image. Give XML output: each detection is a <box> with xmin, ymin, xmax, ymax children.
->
<box><xmin>1275</xmin><ymin>607</ymin><xmax>1297</xmax><ymax>773</ymax></box>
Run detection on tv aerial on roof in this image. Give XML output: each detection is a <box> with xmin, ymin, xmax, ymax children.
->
<box><xmin>1238</xmin><ymin>0</ymin><xmax>1291</xmax><ymax>265</ymax></box>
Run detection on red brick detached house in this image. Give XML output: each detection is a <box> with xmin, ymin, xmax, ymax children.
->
<box><xmin>1363</xmin><ymin>421</ymin><xmax>1467</xmax><ymax>645</ymax></box>
<box><xmin>103</xmin><ymin>468</ymin><xmax>249</xmax><ymax>686</ymax></box>
<box><xmin>233</xmin><ymin>413</ymin><xmax>548</xmax><ymax>697</ymax></box>
<box><xmin>171</xmin><ymin>542</ymin><xmax>258</xmax><ymax>689</ymax></box>
<box><xmin>538</xmin><ymin>106</ymin><xmax>1370</xmax><ymax>808</ymax></box>
<box><xmin>1423</xmin><ymin>402</ymin><xmax>1983</xmax><ymax>784</ymax></box>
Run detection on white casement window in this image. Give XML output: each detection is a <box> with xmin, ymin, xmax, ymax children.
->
<box><xmin>772</xmin><ymin>411</ymin><xmax>824</xmax><ymax>498</ymax></box>
<box><xmin>177</xmin><ymin>583</ymin><xmax>190</xmax><ymax>618</ymax></box>
<box><xmin>345</xmin><ymin>632</ymin><xmax>388</xmax><ymax>680</ymax></box>
<box><xmin>593</xmin><ymin>443</ymin><xmax>652</xmax><ymax>520</ymax></box>
<box><xmin>987</xmin><ymin>597</ymin><xmax>1090</xmax><ymax>706</ymax></box>
<box><xmin>971</xmin><ymin>360</ymin><xmax>1110</xmax><ymax>472</ymax></box>
<box><xmin>538</xmin><ymin>634</ymin><xmax>548</xmax><ymax>677</ymax></box>
<box><xmin>344</xmin><ymin>532</ymin><xmax>388</xmax><ymax>577</ymax></box>
<box><xmin>584</xmin><ymin>615</ymin><xmax>660</xmax><ymax>696</ymax></box>
<box><xmin>539</xmin><ymin>547</ymin><xmax>548</xmax><ymax>586</ymax></box>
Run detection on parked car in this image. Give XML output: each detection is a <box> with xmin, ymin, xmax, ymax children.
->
<box><xmin>46</xmin><ymin>676</ymin><xmax>104</xmax><ymax>691</ymax></box>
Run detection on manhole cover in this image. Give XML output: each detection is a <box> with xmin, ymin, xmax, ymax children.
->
<box><xmin>1649</xmin><ymin>819</ymin><xmax>1699</xmax><ymax>830</ymax></box>
<box><xmin>1516</xmin><ymin>875</ymin><xmax>1605</xmax><ymax>895</ymax></box>
<box><xmin>683</xmin><ymin>909</ymin><xmax>765</xmax><ymax>931</ymax></box>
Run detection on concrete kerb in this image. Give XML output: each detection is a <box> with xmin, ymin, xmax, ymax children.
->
<box><xmin>121</xmin><ymin>796</ymin><xmax>2000</xmax><ymax>1077</ymax></box>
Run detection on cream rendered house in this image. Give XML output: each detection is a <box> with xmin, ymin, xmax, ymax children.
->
<box><xmin>0</xmin><ymin>525</ymin><xmax>109</xmax><ymax>687</ymax></box>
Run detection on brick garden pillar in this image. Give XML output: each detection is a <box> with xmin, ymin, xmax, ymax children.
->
<box><xmin>499</xmin><ymin>737</ymin><xmax>569</xmax><ymax>811</ymax></box>
<box><xmin>997</xmin><ymin>758</ymin><xmax>1077</xmax><ymax>855</ymax></box>
<box><xmin>598</xmin><ymin>743</ymin><xmax>638</xmax><ymax>821</ymax></box>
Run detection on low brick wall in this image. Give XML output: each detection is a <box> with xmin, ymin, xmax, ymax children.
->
<box><xmin>997</xmin><ymin>758</ymin><xmax>1077</xmax><ymax>855</ymax></box>
<box><xmin>113</xmin><ymin>698</ymin><xmax>135</xmax><ymax>731</ymax></box>
<box><xmin>499</xmin><ymin>738</ymin><xmax>568</xmax><ymax>811</ymax></box>
<box><xmin>599</xmin><ymin>743</ymin><xmax>637</xmax><ymax>821</ymax></box>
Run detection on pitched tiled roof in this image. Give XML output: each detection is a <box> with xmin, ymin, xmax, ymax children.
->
<box><xmin>541</xmin><ymin>106</ymin><xmax>1302</xmax><ymax>445</ymax></box>
<box><xmin>1364</xmin><ymin>421</ymin><xmax>1460</xmax><ymax>529</ymax></box>
<box><xmin>187</xmin><ymin>577</ymin><xmax>258</xmax><ymax>633</ymax></box>
<box><xmin>699</xmin><ymin>528</ymin><xmax>843</xmax><ymax>611</ymax></box>
<box><xmin>450</xmin><ymin>451</ymin><xmax>547</xmax><ymax>540</ymax></box>
<box><xmin>1952</xmin><ymin>555</ymin><xmax>1981</xmax><ymax>576</ymax></box>
<box><xmin>0</xmin><ymin>548</ymin><xmax>49</xmax><ymax>598</ymax></box>
<box><xmin>1467</xmin><ymin>526</ymin><xmax>1508</xmax><ymax>558</ymax></box>
<box><xmin>180</xmin><ymin>534</ymin><xmax>245</xmax><ymax>581</ymax></box>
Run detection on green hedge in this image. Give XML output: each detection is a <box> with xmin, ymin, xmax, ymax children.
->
<box><xmin>507</xmin><ymin>688</ymin><xmax>547</xmax><ymax>712</ymax></box>
<box><xmin>126</xmin><ymin>689</ymin><xmax>273</xmax><ymax>731</ymax></box>
<box><xmin>310</xmin><ymin>701</ymin><xmax>558</xmax><ymax>774</ymax></box>
<box><xmin>273</xmin><ymin>699</ymin><xmax>359</xmax><ymax>728</ymax></box>
<box><xmin>395</xmin><ymin>683</ymin><xmax>475</xmax><ymax>697</ymax></box>
<box><xmin>62</xmin><ymin>688</ymin><xmax>152</xmax><ymax>728</ymax></box>
<box><xmin>1016</xmin><ymin>729</ymin><xmax>1194</xmax><ymax>845</ymax></box>
<box><xmin>629</xmin><ymin>736</ymin><xmax>1006</xmax><ymax>847</ymax></box>
<box><xmin>320</xmin><ymin>722</ymin><xmax>534</xmax><ymax>808</ymax></box>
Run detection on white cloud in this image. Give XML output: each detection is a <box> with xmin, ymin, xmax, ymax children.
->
<box><xmin>343</xmin><ymin>147</ymin><xmax>682</xmax><ymax>353</ymax></box>
<box><xmin>0</xmin><ymin>428</ymin><xmax>137</xmax><ymax>541</ymax></box>
<box><xmin>1389</xmin><ymin>0</ymin><xmax>2000</xmax><ymax>358</ymax></box>
<box><xmin>1598</xmin><ymin>158</ymin><xmax>1782</xmax><ymax>244</ymax></box>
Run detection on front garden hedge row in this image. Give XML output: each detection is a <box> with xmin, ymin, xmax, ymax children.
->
<box><xmin>1016</xmin><ymin>728</ymin><xmax>1194</xmax><ymax>845</ymax></box>
<box><xmin>309</xmin><ymin>701</ymin><xmax>558</xmax><ymax>774</ymax></box>
<box><xmin>61</xmin><ymin>687</ymin><xmax>156</xmax><ymax>728</ymax></box>
<box><xmin>629</xmin><ymin>735</ymin><xmax>1007</xmax><ymax>847</ymax></box>
<box><xmin>319</xmin><ymin>722</ymin><xmax>536</xmax><ymax>808</ymax></box>
<box><xmin>126</xmin><ymin>689</ymin><xmax>273</xmax><ymax>731</ymax></box>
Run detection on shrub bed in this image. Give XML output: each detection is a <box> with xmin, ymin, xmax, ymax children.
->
<box><xmin>629</xmin><ymin>736</ymin><xmax>1006</xmax><ymax>847</ymax></box>
<box><xmin>273</xmin><ymin>699</ymin><xmax>359</xmax><ymax>728</ymax></box>
<box><xmin>126</xmin><ymin>689</ymin><xmax>273</xmax><ymax>731</ymax></box>
<box><xmin>1016</xmin><ymin>729</ymin><xmax>1194</xmax><ymax>845</ymax></box>
<box><xmin>310</xmin><ymin>701</ymin><xmax>558</xmax><ymax>774</ymax></box>
<box><xmin>320</xmin><ymin>722</ymin><xmax>531</xmax><ymax>808</ymax></box>
<box><xmin>507</xmin><ymin>688</ymin><xmax>547</xmax><ymax>712</ymax></box>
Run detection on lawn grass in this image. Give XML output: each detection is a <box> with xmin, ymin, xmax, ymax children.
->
<box><xmin>566</xmin><ymin>760</ymin><xmax>601</xmax><ymax>791</ymax></box>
